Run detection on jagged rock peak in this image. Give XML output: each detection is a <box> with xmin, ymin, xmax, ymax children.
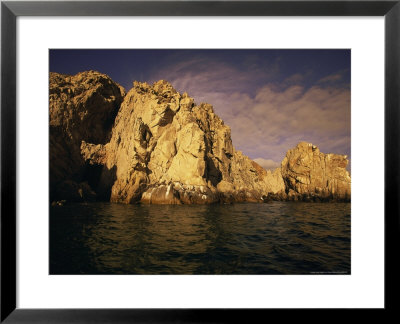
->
<box><xmin>132</xmin><ymin>79</ymin><xmax>178</xmax><ymax>96</ymax></box>
<box><xmin>50</xmin><ymin>70</ymin><xmax>125</xmax><ymax>95</ymax></box>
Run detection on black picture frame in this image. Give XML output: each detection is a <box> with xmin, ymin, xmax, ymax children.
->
<box><xmin>1</xmin><ymin>0</ymin><xmax>399</xmax><ymax>322</ymax></box>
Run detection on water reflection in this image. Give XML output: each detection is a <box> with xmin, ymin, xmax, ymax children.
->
<box><xmin>50</xmin><ymin>202</ymin><xmax>351</xmax><ymax>274</ymax></box>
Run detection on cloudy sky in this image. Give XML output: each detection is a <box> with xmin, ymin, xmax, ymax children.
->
<box><xmin>50</xmin><ymin>49</ymin><xmax>351</xmax><ymax>170</ymax></box>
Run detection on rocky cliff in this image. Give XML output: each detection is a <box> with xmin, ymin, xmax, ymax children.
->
<box><xmin>50</xmin><ymin>71</ymin><xmax>351</xmax><ymax>204</ymax></box>
<box><xmin>49</xmin><ymin>71</ymin><xmax>125</xmax><ymax>201</ymax></box>
<box><xmin>80</xmin><ymin>79</ymin><xmax>283</xmax><ymax>204</ymax></box>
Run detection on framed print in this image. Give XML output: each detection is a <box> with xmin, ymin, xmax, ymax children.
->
<box><xmin>1</xmin><ymin>0</ymin><xmax>399</xmax><ymax>322</ymax></box>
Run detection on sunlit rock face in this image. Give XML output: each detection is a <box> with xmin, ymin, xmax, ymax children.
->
<box><xmin>50</xmin><ymin>71</ymin><xmax>351</xmax><ymax>204</ymax></box>
<box><xmin>281</xmin><ymin>142</ymin><xmax>351</xmax><ymax>201</ymax></box>
<box><xmin>49</xmin><ymin>71</ymin><xmax>125</xmax><ymax>202</ymax></box>
<box><xmin>81</xmin><ymin>79</ymin><xmax>283</xmax><ymax>204</ymax></box>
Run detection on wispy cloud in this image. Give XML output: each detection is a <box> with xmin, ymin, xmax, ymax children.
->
<box><xmin>317</xmin><ymin>69</ymin><xmax>349</xmax><ymax>85</ymax></box>
<box><xmin>253</xmin><ymin>158</ymin><xmax>281</xmax><ymax>170</ymax></box>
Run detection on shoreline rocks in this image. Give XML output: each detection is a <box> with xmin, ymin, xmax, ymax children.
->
<box><xmin>50</xmin><ymin>71</ymin><xmax>351</xmax><ymax>205</ymax></box>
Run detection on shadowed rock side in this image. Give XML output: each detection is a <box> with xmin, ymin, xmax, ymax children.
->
<box><xmin>49</xmin><ymin>71</ymin><xmax>125</xmax><ymax>202</ymax></box>
<box><xmin>50</xmin><ymin>71</ymin><xmax>351</xmax><ymax>204</ymax></box>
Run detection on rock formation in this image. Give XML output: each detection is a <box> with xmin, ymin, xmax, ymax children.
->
<box><xmin>49</xmin><ymin>71</ymin><xmax>125</xmax><ymax>201</ymax></box>
<box><xmin>281</xmin><ymin>142</ymin><xmax>351</xmax><ymax>201</ymax></box>
<box><xmin>50</xmin><ymin>71</ymin><xmax>351</xmax><ymax>204</ymax></box>
<box><xmin>80</xmin><ymin>80</ymin><xmax>283</xmax><ymax>204</ymax></box>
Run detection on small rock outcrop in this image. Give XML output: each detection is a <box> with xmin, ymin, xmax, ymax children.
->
<box><xmin>50</xmin><ymin>71</ymin><xmax>351</xmax><ymax>204</ymax></box>
<box><xmin>281</xmin><ymin>142</ymin><xmax>351</xmax><ymax>201</ymax></box>
<box><xmin>49</xmin><ymin>71</ymin><xmax>125</xmax><ymax>202</ymax></box>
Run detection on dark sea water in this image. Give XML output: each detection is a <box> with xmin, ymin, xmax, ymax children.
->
<box><xmin>50</xmin><ymin>202</ymin><xmax>350</xmax><ymax>275</ymax></box>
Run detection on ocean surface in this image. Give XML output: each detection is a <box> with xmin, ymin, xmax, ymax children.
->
<box><xmin>50</xmin><ymin>202</ymin><xmax>350</xmax><ymax>275</ymax></box>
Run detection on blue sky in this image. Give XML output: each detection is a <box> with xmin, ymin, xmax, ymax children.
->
<box><xmin>50</xmin><ymin>49</ymin><xmax>351</xmax><ymax>170</ymax></box>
